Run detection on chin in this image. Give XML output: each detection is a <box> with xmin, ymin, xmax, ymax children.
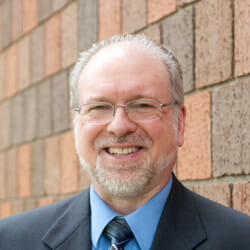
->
<box><xmin>78</xmin><ymin>150</ymin><xmax>176</xmax><ymax>198</ymax></box>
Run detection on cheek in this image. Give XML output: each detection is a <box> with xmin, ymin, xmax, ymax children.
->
<box><xmin>144</xmin><ymin>121</ymin><xmax>176</xmax><ymax>158</ymax></box>
<box><xmin>76</xmin><ymin>122</ymin><xmax>101</xmax><ymax>165</ymax></box>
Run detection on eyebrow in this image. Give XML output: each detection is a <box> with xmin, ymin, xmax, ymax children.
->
<box><xmin>85</xmin><ymin>94</ymin><xmax>159</xmax><ymax>103</ymax></box>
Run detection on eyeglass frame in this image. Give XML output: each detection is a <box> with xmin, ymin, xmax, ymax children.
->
<box><xmin>74</xmin><ymin>98</ymin><xmax>178</xmax><ymax>124</ymax></box>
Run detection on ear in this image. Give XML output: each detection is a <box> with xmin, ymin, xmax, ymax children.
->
<box><xmin>177</xmin><ymin>106</ymin><xmax>186</xmax><ymax>147</ymax></box>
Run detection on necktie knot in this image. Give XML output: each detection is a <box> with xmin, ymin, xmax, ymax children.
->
<box><xmin>103</xmin><ymin>217</ymin><xmax>133</xmax><ymax>250</ymax></box>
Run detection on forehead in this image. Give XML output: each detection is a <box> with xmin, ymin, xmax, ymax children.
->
<box><xmin>79</xmin><ymin>44</ymin><xmax>171</xmax><ymax>102</ymax></box>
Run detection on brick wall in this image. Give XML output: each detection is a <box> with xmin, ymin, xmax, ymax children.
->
<box><xmin>0</xmin><ymin>0</ymin><xmax>249</xmax><ymax>218</ymax></box>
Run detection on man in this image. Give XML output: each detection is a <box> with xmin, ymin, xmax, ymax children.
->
<box><xmin>0</xmin><ymin>34</ymin><xmax>249</xmax><ymax>249</ymax></box>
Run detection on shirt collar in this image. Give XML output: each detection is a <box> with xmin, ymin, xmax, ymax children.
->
<box><xmin>90</xmin><ymin>175</ymin><xmax>173</xmax><ymax>249</ymax></box>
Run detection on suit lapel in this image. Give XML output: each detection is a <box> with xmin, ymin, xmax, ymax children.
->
<box><xmin>151</xmin><ymin>175</ymin><xmax>207</xmax><ymax>250</ymax></box>
<box><xmin>42</xmin><ymin>188</ymin><xmax>91</xmax><ymax>250</ymax></box>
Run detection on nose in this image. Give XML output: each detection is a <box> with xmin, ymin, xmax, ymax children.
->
<box><xmin>106</xmin><ymin>106</ymin><xmax>137</xmax><ymax>137</ymax></box>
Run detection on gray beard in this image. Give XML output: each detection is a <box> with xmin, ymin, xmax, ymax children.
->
<box><xmin>78</xmin><ymin>150</ymin><xmax>175</xmax><ymax>198</ymax></box>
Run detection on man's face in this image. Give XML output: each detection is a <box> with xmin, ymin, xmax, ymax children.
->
<box><xmin>75</xmin><ymin>45</ymin><xmax>185</xmax><ymax>199</ymax></box>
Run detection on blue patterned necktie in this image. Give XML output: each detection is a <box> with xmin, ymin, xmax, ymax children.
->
<box><xmin>103</xmin><ymin>217</ymin><xmax>134</xmax><ymax>250</ymax></box>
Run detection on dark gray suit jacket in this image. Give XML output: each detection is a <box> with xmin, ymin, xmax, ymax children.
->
<box><xmin>0</xmin><ymin>175</ymin><xmax>250</xmax><ymax>250</ymax></box>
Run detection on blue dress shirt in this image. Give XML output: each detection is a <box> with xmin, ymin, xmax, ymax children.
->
<box><xmin>90</xmin><ymin>175</ymin><xmax>173</xmax><ymax>250</ymax></box>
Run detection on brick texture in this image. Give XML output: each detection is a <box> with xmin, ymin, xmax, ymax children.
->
<box><xmin>31</xmin><ymin>139</ymin><xmax>45</xmax><ymax>196</ymax></box>
<box><xmin>99</xmin><ymin>0</ymin><xmax>121</xmax><ymax>41</ymax></box>
<box><xmin>178</xmin><ymin>92</ymin><xmax>211</xmax><ymax>180</ymax></box>
<box><xmin>141</xmin><ymin>24</ymin><xmax>161</xmax><ymax>43</ymax></box>
<box><xmin>178</xmin><ymin>0</ymin><xmax>195</xmax><ymax>6</ymax></box>
<box><xmin>78</xmin><ymin>0</ymin><xmax>98</xmax><ymax>51</ymax></box>
<box><xmin>11</xmin><ymin>0</ymin><xmax>23</xmax><ymax>41</ymax></box>
<box><xmin>0</xmin><ymin>101</ymin><xmax>11</xmax><ymax>150</ymax></box>
<box><xmin>11</xmin><ymin>94</ymin><xmax>23</xmax><ymax>145</ymax></box>
<box><xmin>192</xmin><ymin>183</ymin><xmax>231</xmax><ymax>207</ymax></box>
<box><xmin>61</xmin><ymin>131</ymin><xmax>79</xmax><ymax>193</ymax></box>
<box><xmin>45</xmin><ymin>14</ymin><xmax>61</xmax><ymax>76</ymax></box>
<box><xmin>23</xmin><ymin>87</ymin><xmax>37</xmax><ymax>142</ymax></box>
<box><xmin>37</xmin><ymin>79</ymin><xmax>52</xmax><ymax>137</ymax></box>
<box><xmin>23</xmin><ymin>199</ymin><xmax>37</xmax><ymax>211</ymax></box>
<box><xmin>38</xmin><ymin>0</ymin><xmax>52</xmax><ymax>22</ymax></box>
<box><xmin>233</xmin><ymin>182</ymin><xmax>250</xmax><ymax>216</ymax></box>
<box><xmin>234</xmin><ymin>0</ymin><xmax>250</xmax><ymax>76</ymax></box>
<box><xmin>0</xmin><ymin>153</ymin><xmax>6</xmax><ymax>199</ymax></box>
<box><xmin>38</xmin><ymin>197</ymin><xmax>54</xmax><ymax>207</ymax></box>
<box><xmin>148</xmin><ymin>0</ymin><xmax>177</xmax><ymax>23</ymax></box>
<box><xmin>17</xmin><ymin>35</ymin><xmax>30</xmax><ymax>90</ymax></box>
<box><xmin>0</xmin><ymin>53</ymin><xmax>4</xmax><ymax>101</ymax></box>
<box><xmin>18</xmin><ymin>144</ymin><xmax>31</xmax><ymax>198</ymax></box>
<box><xmin>31</xmin><ymin>25</ymin><xmax>44</xmax><ymax>84</ymax></box>
<box><xmin>61</xmin><ymin>1</ymin><xmax>78</xmax><ymax>68</ymax></box>
<box><xmin>0</xmin><ymin>202</ymin><xmax>13</xmax><ymax>218</ymax></box>
<box><xmin>0</xmin><ymin>5</ymin><xmax>2</xmax><ymax>51</ymax></box>
<box><xmin>2</xmin><ymin>0</ymin><xmax>12</xmax><ymax>48</ymax></box>
<box><xmin>52</xmin><ymin>71</ymin><xmax>69</xmax><ymax>133</ymax></box>
<box><xmin>52</xmin><ymin>0</ymin><xmax>70</xmax><ymax>12</ymax></box>
<box><xmin>6</xmin><ymin>148</ymin><xmax>17</xmax><ymax>198</ymax></box>
<box><xmin>23</xmin><ymin>0</ymin><xmax>38</xmax><ymax>33</ymax></box>
<box><xmin>5</xmin><ymin>44</ymin><xmax>17</xmax><ymax>98</ymax></box>
<box><xmin>122</xmin><ymin>0</ymin><xmax>146</xmax><ymax>33</ymax></box>
<box><xmin>12</xmin><ymin>200</ymin><xmax>24</xmax><ymax>215</ymax></box>
<box><xmin>162</xmin><ymin>5</ymin><xmax>194</xmax><ymax>93</ymax></box>
<box><xmin>45</xmin><ymin>135</ymin><xmax>61</xmax><ymax>194</ymax></box>
<box><xmin>212</xmin><ymin>80</ymin><xmax>250</xmax><ymax>177</ymax></box>
<box><xmin>195</xmin><ymin>0</ymin><xmax>232</xmax><ymax>88</ymax></box>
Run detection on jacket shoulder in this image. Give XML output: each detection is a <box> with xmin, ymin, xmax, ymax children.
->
<box><xmin>188</xmin><ymin>188</ymin><xmax>250</xmax><ymax>247</ymax></box>
<box><xmin>0</xmin><ymin>190</ymin><xmax>89</xmax><ymax>250</ymax></box>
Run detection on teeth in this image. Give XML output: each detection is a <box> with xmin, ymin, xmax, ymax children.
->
<box><xmin>108</xmin><ymin>147</ymin><xmax>139</xmax><ymax>155</ymax></box>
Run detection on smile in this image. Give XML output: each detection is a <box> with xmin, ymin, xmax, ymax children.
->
<box><xmin>106</xmin><ymin>147</ymin><xmax>140</xmax><ymax>156</ymax></box>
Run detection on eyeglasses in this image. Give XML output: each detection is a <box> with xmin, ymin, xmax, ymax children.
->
<box><xmin>74</xmin><ymin>99</ymin><xmax>177</xmax><ymax>125</ymax></box>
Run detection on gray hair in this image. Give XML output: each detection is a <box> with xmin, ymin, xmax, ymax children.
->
<box><xmin>69</xmin><ymin>34</ymin><xmax>183</xmax><ymax>111</ymax></box>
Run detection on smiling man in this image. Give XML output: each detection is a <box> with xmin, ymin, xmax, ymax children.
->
<box><xmin>0</xmin><ymin>35</ymin><xmax>249</xmax><ymax>250</ymax></box>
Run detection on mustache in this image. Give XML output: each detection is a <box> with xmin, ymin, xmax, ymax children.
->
<box><xmin>94</xmin><ymin>134</ymin><xmax>153</xmax><ymax>151</ymax></box>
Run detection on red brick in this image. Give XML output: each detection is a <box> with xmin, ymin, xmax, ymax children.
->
<box><xmin>0</xmin><ymin>202</ymin><xmax>13</xmax><ymax>218</ymax></box>
<box><xmin>141</xmin><ymin>24</ymin><xmax>161</xmax><ymax>43</ymax></box>
<box><xmin>177</xmin><ymin>92</ymin><xmax>211</xmax><ymax>180</ymax></box>
<box><xmin>17</xmin><ymin>144</ymin><xmax>31</xmax><ymax>198</ymax></box>
<box><xmin>0</xmin><ymin>53</ymin><xmax>5</xmax><ymax>101</ymax></box>
<box><xmin>6</xmin><ymin>148</ymin><xmax>17</xmax><ymax>198</ymax></box>
<box><xmin>5</xmin><ymin>44</ymin><xmax>17</xmax><ymax>98</ymax></box>
<box><xmin>45</xmin><ymin>135</ymin><xmax>61</xmax><ymax>194</ymax></box>
<box><xmin>148</xmin><ymin>0</ymin><xmax>177</xmax><ymax>23</ymax></box>
<box><xmin>192</xmin><ymin>183</ymin><xmax>231</xmax><ymax>207</ymax></box>
<box><xmin>195</xmin><ymin>0</ymin><xmax>232</xmax><ymax>88</ymax></box>
<box><xmin>45</xmin><ymin>14</ymin><xmax>61</xmax><ymax>76</ymax></box>
<box><xmin>37</xmin><ymin>197</ymin><xmax>54</xmax><ymax>207</ymax></box>
<box><xmin>233</xmin><ymin>182</ymin><xmax>250</xmax><ymax>216</ymax></box>
<box><xmin>61</xmin><ymin>1</ymin><xmax>78</xmax><ymax>68</ymax></box>
<box><xmin>234</xmin><ymin>0</ymin><xmax>250</xmax><ymax>76</ymax></box>
<box><xmin>60</xmin><ymin>131</ymin><xmax>79</xmax><ymax>193</ymax></box>
<box><xmin>0</xmin><ymin>152</ymin><xmax>6</xmax><ymax>199</ymax></box>
<box><xmin>122</xmin><ymin>0</ymin><xmax>146</xmax><ymax>33</ymax></box>
<box><xmin>99</xmin><ymin>0</ymin><xmax>121</xmax><ymax>41</ymax></box>
<box><xmin>23</xmin><ymin>0</ymin><xmax>38</xmax><ymax>33</ymax></box>
<box><xmin>17</xmin><ymin>35</ymin><xmax>30</xmax><ymax>90</ymax></box>
<box><xmin>12</xmin><ymin>0</ymin><xmax>23</xmax><ymax>40</ymax></box>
